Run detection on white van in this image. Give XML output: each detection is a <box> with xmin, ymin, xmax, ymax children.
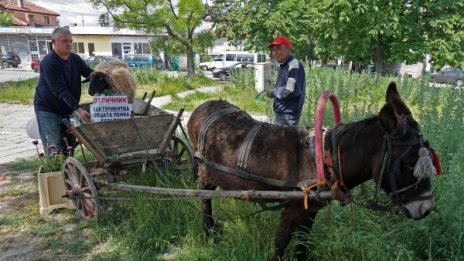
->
<box><xmin>199</xmin><ymin>51</ymin><xmax>267</xmax><ymax>71</ymax></box>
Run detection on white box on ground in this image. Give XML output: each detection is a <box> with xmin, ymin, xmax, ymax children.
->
<box><xmin>254</xmin><ymin>62</ymin><xmax>273</xmax><ymax>93</ymax></box>
<box><xmin>38</xmin><ymin>168</ymin><xmax>74</xmax><ymax>215</ymax></box>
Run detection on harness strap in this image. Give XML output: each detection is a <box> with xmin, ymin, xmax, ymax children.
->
<box><xmin>237</xmin><ymin>123</ymin><xmax>263</xmax><ymax>170</ymax></box>
<box><xmin>194</xmin><ymin>151</ymin><xmax>313</xmax><ymax>188</ymax></box>
<box><xmin>198</xmin><ymin>107</ymin><xmax>239</xmax><ymax>152</ymax></box>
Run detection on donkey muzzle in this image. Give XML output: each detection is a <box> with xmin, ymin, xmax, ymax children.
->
<box><xmin>401</xmin><ymin>190</ymin><xmax>434</xmax><ymax>220</ymax></box>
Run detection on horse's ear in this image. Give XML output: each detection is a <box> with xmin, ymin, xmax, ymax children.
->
<box><xmin>379</xmin><ymin>82</ymin><xmax>411</xmax><ymax>137</ymax></box>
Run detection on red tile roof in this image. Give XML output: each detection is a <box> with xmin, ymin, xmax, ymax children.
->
<box><xmin>0</xmin><ymin>0</ymin><xmax>59</xmax><ymax>16</ymax></box>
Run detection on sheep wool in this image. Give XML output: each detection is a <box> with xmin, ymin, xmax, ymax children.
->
<box><xmin>109</xmin><ymin>68</ymin><xmax>137</xmax><ymax>103</ymax></box>
<box><xmin>95</xmin><ymin>59</ymin><xmax>129</xmax><ymax>75</ymax></box>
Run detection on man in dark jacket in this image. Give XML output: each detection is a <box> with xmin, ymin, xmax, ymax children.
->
<box><xmin>266</xmin><ymin>36</ymin><xmax>306</xmax><ymax>126</ymax></box>
<box><xmin>34</xmin><ymin>27</ymin><xmax>93</xmax><ymax>154</ymax></box>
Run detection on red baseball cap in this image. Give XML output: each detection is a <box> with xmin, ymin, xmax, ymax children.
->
<box><xmin>267</xmin><ymin>36</ymin><xmax>291</xmax><ymax>49</ymax></box>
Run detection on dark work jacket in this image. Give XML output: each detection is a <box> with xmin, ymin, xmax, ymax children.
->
<box><xmin>34</xmin><ymin>50</ymin><xmax>93</xmax><ymax>117</ymax></box>
<box><xmin>270</xmin><ymin>55</ymin><xmax>306</xmax><ymax>117</ymax></box>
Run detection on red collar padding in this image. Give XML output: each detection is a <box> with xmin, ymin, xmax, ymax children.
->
<box><xmin>429</xmin><ymin>148</ymin><xmax>442</xmax><ymax>176</ymax></box>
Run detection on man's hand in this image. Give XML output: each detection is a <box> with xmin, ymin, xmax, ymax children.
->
<box><xmin>76</xmin><ymin>107</ymin><xmax>90</xmax><ymax>123</ymax></box>
<box><xmin>266</xmin><ymin>90</ymin><xmax>274</xmax><ymax>98</ymax></box>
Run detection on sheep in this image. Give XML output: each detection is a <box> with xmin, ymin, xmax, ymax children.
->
<box><xmin>84</xmin><ymin>61</ymin><xmax>137</xmax><ymax>103</ymax></box>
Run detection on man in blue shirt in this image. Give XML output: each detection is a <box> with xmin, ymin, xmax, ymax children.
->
<box><xmin>266</xmin><ymin>36</ymin><xmax>306</xmax><ymax>126</ymax></box>
<box><xmin>34</xmin><ymin>27</ymin><xmax>93</xmax><ymax>154</ymax></box>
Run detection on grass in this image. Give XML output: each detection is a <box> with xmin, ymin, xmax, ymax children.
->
<box><xmin>1</xmin><ymin>68</ymin><xmax>463</xmax><ymax>260</ymax></box>
<box><xmin>134</xmin><ymin>68</ymin><xmax>216</xmax><ymax>97</ymax></box>
<box><xmin>0</xmin><ymin>78</ymin><xmax>39</xmax><ymax>104</ymax></box>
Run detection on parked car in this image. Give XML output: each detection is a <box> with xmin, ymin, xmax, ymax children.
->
<box><xmin>2</xmin><ymin>51</ymin><xmax>21</xmax><ymax>68</ymax></box>
<box><xmin>200</xmin><ymin>51</ymin><xmax>266</xmax><ymax>71</ymax></box>
<box><xmin>31</xmin><ymin>56</ymin><xmax>45</xmax><ymax>73</ymax></box>
<box><xmin>430</xmin><ymin>68</ymin><xmax>464</xmax><ymax>87</ymax></box>
<box><xmin>123</xmin><ymin>54</ymin><xmax>164</xmax><ymax>70</ymax></box>
<box><xmin>212</xmin><ymin>62</ymin><xmax>254</xmax><ymax>81</ymax></box>
<box><xmin>85</xmin><ymin>55</ymin><xmax>121</xmax><ymax>68</ymax></box>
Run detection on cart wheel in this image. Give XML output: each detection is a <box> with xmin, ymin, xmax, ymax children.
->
<box><xmin>163</xmin><ymin>136</ymin><xmax>195</xmax><ymax>175</ymax></box>
<box><xmin>63</xmin><ymin>157</ymin><xmax>100</xmax><ymax>220</ymax></box>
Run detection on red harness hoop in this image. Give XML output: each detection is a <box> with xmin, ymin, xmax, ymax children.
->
<box><xmin>315</xmin><ymin>91</ymin><xmax>341</xmax><ymax>181</ymax></box>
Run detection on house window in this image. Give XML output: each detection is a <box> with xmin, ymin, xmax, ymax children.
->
<box><xmin>134</xmin><ymin>43</ymin><xmax>143</xmax><ymax>54</ymax></box>
<box><xmin>88</xmin><ymin>43</ymin><xmax>95</xmax><ymax>56</ymax></box>
<box><xmin>29</xmin><ymin>41</ymin><xmax>38</xmax><ymax>52</ymax></box>
<box><xmin>72</xmin><ymin>42</ymin><xmax>85</xmax><ymax>54</ymax></box>
<box><xmin>31</xmin><ymin>54</ymin><xmax>39</xmax><ymax>61</ymax></box>
<box><xmin>111</xmin><ymin>42</ymin><xmax>122</xmax><ymax>59</ymax></box>
<box><xmin>122</xmin><ymin>43</ymin><xmax>131</xmax><ymax>55</ymax></box>
<box><xmin>134</xmin><ymin>43</ymin><xmax>150</xmax><ymax>54</ymax></box>
<box><xmin>28</xmin><ymin>14</ymin><xmax>34</xmax><ymax>25</ymax></box>
<box><xmin>43</xmin><ymin>16</ymin><xmax>50</xmax><ymax>25</ymax></box>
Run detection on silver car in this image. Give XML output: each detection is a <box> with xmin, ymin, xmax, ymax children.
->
<box><xmin>430</xmin><ymin>68</ymin><xmax>464</xmax><ymax>87</ymax></box>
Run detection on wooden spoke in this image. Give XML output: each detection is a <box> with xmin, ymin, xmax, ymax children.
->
<box><xmin>163</xmin><ymin>136</ymin><xmax>194</xmax><ymax>173</ymax></box>
<box><xmin>63</xmin><ymin>157</ymin><xmax>100</xmax><ymax>220</ymax></box>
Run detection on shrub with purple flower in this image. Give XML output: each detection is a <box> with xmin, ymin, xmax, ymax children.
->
<box><xmin>33</xmin><ymin>140</ymin><xmax>73</xmax><ymax>172</ymax></box>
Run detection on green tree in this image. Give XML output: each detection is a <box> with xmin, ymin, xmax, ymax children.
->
<box><xmin>308</xmin><ymin>0</ymin><xmax>464</xmax><ymax>71</ymax></box>
<box><xmin>98</xmin><ymin>13</ymin><xmax>110</xmax><ymax>27</ymax></box>
<box><xmin>90</xmin><ymin>0</ymin><xmax>213</xmax><ymax>76</ymax></box>
<box><xmin>0</xmin><ymin>11</ymin><xmax>13</xmax><ymax>26</ymax></box>
<box><xmin>209</xmin><ymin>0</ymin><xmax>316</xmax><ymax>60</ymax></box>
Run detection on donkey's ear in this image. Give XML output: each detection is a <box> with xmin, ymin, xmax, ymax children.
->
<box><xmin>379</xmin><ymin>82</ymin><xmax>411</xmax><ymax>137</ymax></box>
<box><xmin>385</xmin><ymin>82</ymin><xmax>400</xmax><ymax>103</ymax></box>
<box><xmin>385</xmin><ymin>82</ymin><xmax>412</xmax><ymax>115</ymax></box>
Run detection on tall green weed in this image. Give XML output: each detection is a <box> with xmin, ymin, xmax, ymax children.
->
<box><xmin>133</xmin><ymin>68</ymin><xmax>216</xmax><ymax>97</ymax></box>
<box><xmin>0</xmin><ymin>78</ymin><xmax>38</xmax><ymax>104</ymax></box>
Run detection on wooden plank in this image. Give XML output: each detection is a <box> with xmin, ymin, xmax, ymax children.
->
<box><xmin>75</xmin><ymin>114</ymin><xmax>176</xmax><ymax>157</ymax></box>
<box><xmin>158</xmin><ymin>109</ymin><xmax>184</xmax><ymax>154</ymax></box>
<box><xmin>107</xmin><ymin>183</ymin><xmax>335</xmax><ymax>201</ymax></box>
<box><xmin>63</xmin><ymin>119</ymin><xmax>107</xmax><ymax>164</ymax></box>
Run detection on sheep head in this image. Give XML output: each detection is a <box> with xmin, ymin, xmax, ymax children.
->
<box><xmin>83</xmin><ymin>71</ymin><xmax>111</xmax><ymax>96</ymax></box>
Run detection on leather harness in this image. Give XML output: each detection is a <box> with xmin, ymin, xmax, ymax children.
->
<box><xmin>194</xmin><ymin>108</ymin><xmax>314</xmax><ymax>188</ymax></box>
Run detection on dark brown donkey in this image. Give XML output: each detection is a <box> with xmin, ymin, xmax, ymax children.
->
<box><xmin>187</xmin><ymin>82</ymin><xmax>436</xmax><ymax>260</ymax></box>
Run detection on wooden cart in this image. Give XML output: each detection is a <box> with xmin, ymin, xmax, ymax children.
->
<box><xmin>61</xmin><ymin>98</ymin><xmax>334</xmax><ymax>221</ymax></box>
<box><xmin>62</xmin><ymin>99</ymin><xmax>194</xmax><ymax>220</ymax></box>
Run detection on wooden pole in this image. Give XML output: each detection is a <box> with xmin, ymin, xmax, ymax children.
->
<box><xmin>107</xmin><ymin>183</ymin><xmax>334</xmax><ymax>201</ymax></box>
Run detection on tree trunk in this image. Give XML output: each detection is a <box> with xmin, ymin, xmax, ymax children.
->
<box><xmin>186</xmin><ymin>44</ymin><xmax>195</xmax><ymax>76</ymax></box>
<box><xmin>373</xmin><ymin>44</ymin><xmax>384</xmax><ymax>74</ymax></box>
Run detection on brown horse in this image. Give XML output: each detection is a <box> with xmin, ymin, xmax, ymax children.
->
<box><xmin>187</xmin><ymin>82</ymin><xmax>436</xmax><ymax>260</ymax></box>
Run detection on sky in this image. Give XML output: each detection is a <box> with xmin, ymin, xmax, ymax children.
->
<box><xmin>28</xmin><ymin>0</ymin><xmax>106</xmax><ymax>27</ymax></box>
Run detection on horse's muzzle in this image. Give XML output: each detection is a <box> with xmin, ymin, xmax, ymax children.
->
<box><xmin>401</xmin><ymin>190</ymin><xmax>434</xmax><ymax>220</ymax></box>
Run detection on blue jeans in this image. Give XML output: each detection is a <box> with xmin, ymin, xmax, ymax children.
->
<box><xmin>35</xmin><ymin>110</ymin><xmax>75</xmax><ymax>155</ymax></box>
<box><xmin>275</xmin><ymin>113</ymin><xmax>300</xmax><ymax>126</ymax></box>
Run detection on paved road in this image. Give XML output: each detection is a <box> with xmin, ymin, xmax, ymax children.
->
<box><xmin>0</xmin><ymin>66</ymin><xmax>39</xmax><ymax>166</ymax></box>
<box><xmin>0</xmin><ymin>63</ymin><xmax>38</xmax><ymax>83</ymax></box>
<box><xmin>0</xmin><ymin>103</ymin><xmax>36</xmax><ymax>165</ymax></box>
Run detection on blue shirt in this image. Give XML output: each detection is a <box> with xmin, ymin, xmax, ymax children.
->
<box><xmin>34</xmin><ymin>50</ymin><xmax>93</xmax><ymax>117</ymax></box>
<box><xmin>270</xmin><ymin>55</ymin><xmax>306</xmax><ymax>117</ymax></box>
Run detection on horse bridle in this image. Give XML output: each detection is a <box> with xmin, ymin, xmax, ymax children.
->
<box><xmin>375</xmin><ymin>131</ymin><xmax>431</xmax><ymax>204</ymax></box>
